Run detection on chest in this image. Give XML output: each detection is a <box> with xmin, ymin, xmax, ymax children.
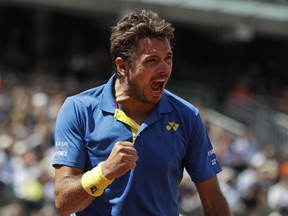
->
<box><xmin>84</xmin><ymin>113</ymin><xmax>188</xmax><ymax>171</ymax></box>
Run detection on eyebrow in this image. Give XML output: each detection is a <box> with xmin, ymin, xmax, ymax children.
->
<box><xmin>167</xmin><ymin>51</ymin><xmax>173</xmax><ymax>56</ymax></box>
<box><xmin>146</xmin><ymin>50</ymin><xmax>173</xmax><ymax>57</ymax></box>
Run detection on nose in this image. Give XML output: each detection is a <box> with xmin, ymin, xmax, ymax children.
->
<box><xmin>158</xmin><ymin>60</ymin><xmax>172</xmax><ymax>74</ymax></box>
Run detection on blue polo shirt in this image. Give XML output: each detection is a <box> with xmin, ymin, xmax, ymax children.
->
<box><xmin>53</xmin><ymin>75</ymin><xmax>221</xmax><ymax>216</ymax></box>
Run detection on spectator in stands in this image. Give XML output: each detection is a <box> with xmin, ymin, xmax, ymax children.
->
<box><xmin>267</xmin><ymin>161</ymin><xmax>288</xmax><ymax>215</ymax></box>
<box><xmin>230</xmin><ymin>128</ymin><xmax>260</xmax><ymax>171</ymax></box>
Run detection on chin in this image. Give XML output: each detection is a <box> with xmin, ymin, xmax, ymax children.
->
<box><xmin>149</xmin><ymin>96</ymin><xmax>162</xmax><ymax>104</ymax></box>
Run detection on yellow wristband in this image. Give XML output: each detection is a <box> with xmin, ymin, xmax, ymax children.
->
<box><xmin>81</xmin><ymin>162</ymin><xmax>114</xmax><ymax>197</ymax></box>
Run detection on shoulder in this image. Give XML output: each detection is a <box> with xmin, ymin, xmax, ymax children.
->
<box><xmin>72</xmin><ymin>84</ymin><xmax>105</xmax><ymax>102</ymax></box>
<box><xmin>163</xmin><ymin>90</ymin><xmax>199</xmax><ymax>116</ymax></box>
<box><xmin>65</xmin><ymin>84</ymin><xmax>105</xmax><ymax>108</ymax></box>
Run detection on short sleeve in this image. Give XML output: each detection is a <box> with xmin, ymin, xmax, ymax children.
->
<box><xmin>53</xmin><ymin>97</ymin><xmax>87</xmax><ymax>169</ymax></box>
<box><xmin>183</xmin><ymin>114</ymin><xmax>222</xmax><ymax>183</ymax></box>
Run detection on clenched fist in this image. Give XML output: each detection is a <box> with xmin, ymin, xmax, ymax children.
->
<box><xmin>102</xmin><ymin>141</ymin><xmax>139</xmax><ymax>180</ymax></box>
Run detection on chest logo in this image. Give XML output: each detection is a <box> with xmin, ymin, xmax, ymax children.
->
<box><xmin>166</xmin><ymin>122</ymin><xmax>180</xmax><ymax>131</ymax></box>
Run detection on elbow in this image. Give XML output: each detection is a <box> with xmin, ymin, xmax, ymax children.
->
<box><xmin>55</xmin><ymin>198</ymin><xmax>70</xmax><ymax>216</ymax></box>
<box><xmin>54</xmin><ymin>193</ymin><xmax>88</xmax><ymax>216</ymax></box>
<box><xmin>54</xmin><ymin>191</ymin><xmax>73</xmax><ymax>216</ymax></box>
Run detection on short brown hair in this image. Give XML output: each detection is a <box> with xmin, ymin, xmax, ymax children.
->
<box><xmin>110</xmin><ymin>9</ymin><xmax>175</xmax><ymax>77</ymax></box>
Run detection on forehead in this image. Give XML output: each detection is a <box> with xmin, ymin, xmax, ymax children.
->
<box><xmin>134</xmin><ymin>37</ymin><xmax>172</xmax><ymax>55</ymax></box>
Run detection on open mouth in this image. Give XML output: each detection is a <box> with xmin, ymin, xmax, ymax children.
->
<box><xmin>151</xmin><ymin>80</ymin><xmax>165</xmax><ymax>93</ymax></box>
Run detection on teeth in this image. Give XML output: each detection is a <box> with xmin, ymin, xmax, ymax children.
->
<box><xmin>151</xmin><ymin>77</ymin><xmax>167</xmax><ymax>93</ymax></box>
<box><xmin>155</xmin><ymin>79</ymin><xmax>166</xmax><ymax>82</ymax></box>
<box><xmin>151</xmin><ymin>81</ymin><xmax>163</xmax><ymax>92</ymax></box>
<box><xmin>152</xmin><ymin>82</ymin><xmax>160</xmax><ymax>91</ymax></box>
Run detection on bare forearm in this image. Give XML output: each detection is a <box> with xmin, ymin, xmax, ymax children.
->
<box><xmin>55</xmin><ymin>175</ymin><xmax>95</xmax><ymax>216</ymax></box>
<box><xmin>196</xmin><ymin>176</ymin><xmax>232</xmax><ymax>216</ymax></box>
<box><xmin>202</xmin><ymin>194</ymin><xmax>232</xmax><ymax>216</ymax></box>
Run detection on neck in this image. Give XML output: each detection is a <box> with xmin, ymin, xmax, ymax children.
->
<box><xmin>115</xmin><ymin>78</ymin><xmax>154</xmax><ymax>125</ymax></box>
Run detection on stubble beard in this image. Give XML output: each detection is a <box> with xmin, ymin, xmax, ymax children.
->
<box><xmin>129</xmin><ymin>80</ymin><xmax>159</xmax><ymax>105</ymax></box>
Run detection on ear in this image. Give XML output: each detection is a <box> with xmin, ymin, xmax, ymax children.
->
<box><xmin>115</xmin><ymin>57</ymin><xmax>128</xmax><ymax>76</ymax></box>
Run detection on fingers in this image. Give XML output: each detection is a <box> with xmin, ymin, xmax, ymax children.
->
<box><xmin>102</xmin><ymin>141</ymin><xmax>139</xmax><ymax>179</ymax></box>
<box><xmin>115</xmin><ymin>141</ymin><xmax>139</xmax><ymax>161</ymax></box>
<box><xmin>114</xmin><ymin>141</ymin><xmax>139</xmax><ymax>163</ymax></box>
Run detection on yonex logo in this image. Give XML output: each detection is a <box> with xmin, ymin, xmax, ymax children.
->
<box><xmin>90</xmin><ymin>185</ymin><xmax>98</xmax><ymax>194</ymax></box>
<box><xmin>166</xmin><ymin>122</ymin><xmax>180</xmax><ymax>131</ymax></box>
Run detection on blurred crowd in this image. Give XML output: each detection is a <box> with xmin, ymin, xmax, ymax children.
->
<box><xmin>0</xmin><ymin>70</ymin><xmax>288</xmax><ymax>216</ymax></box>
<box><xmin>0</xmin><ymin>71</ymin><xmax>67</xmax><ymax>216</ymax></box>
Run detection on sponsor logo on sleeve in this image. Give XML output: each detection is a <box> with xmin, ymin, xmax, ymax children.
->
<box><xmin>55</xmin><ymin>141</ymin><xmax>69</xmax><ymax>147</ymax></box>
<box><xmin>207</xmin><ymin>149</ymin><xmax>215</xmax><ymax>156</ymax></box>
<box><xmin>54</xmin><ymin>151</ymin><xmax>67</xmax><ymax>157</ymax></box>
<box><xmin>211</xmin><ymin>159</ymin><xmax>217</xmax><ymax>166</ymax></box>
<box><xmin>208</xmin><ymin>150</ymin><xmax>218</xmax><ymax>166</ymax></box>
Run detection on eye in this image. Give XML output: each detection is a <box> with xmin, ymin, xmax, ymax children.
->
<box><xmin>165</xmin><ymin>55</ymin><xmax>173</xmax><ymax>63</ymax></box>
<box><xmin>144</xmin><ymin>57</ymin><xmax>158</xmax><ymax>66</ymax></box>
<box><xmin>146</xmin><ymin>57</ymin><xmax>157</xmax><ymax>63</ymax></box>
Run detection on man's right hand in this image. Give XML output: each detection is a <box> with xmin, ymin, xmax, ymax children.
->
<box><xmin>102</xmin><ymin>141</ymin><xmax>139</xmax><ymax>180</ymax></box>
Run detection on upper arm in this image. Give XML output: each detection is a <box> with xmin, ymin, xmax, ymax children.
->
<box><xmin>54</xmin><ymin>165</ymin><xmax>84</xmax><ymax>183</ymax></box>
<box><xmin>195</xmin><ymin>176</ymin><xmax>222</xmax><ymax>202</ymax></box>
<box><xmin>53</xmin><ymin>165</ymin><xmax>96</xmax><ymax>215</ymax></box>
<box><xmin>195</xmin><ymin>176</ymin><xmax>231</xmax><ymax>215</ymax></box>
